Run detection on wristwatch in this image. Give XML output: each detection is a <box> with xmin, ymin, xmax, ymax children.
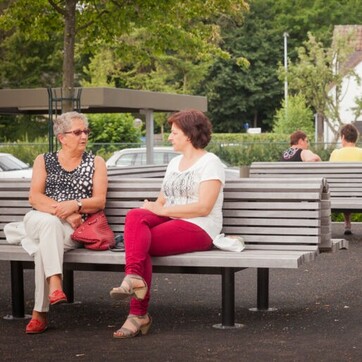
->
<box><xmin>76</xmin><ymin>199</ymin><xmax>82</xmax><ymax>212</ymax></box>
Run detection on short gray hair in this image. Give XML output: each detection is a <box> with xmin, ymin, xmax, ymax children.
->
<box><xmin>53</xmin><ymin>111</ymin><xmax>89</xmax><ymax>136</ymax></box>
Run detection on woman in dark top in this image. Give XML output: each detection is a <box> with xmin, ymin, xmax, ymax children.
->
<box><xmin>23</xmin><ymin>111</ymin><xmax>107</xmax><ymax>334</ymax></box>
<box><xmin>281</xmin><ymin>130</ymin><xmax>321</xmax><ymax>162</ymax></box>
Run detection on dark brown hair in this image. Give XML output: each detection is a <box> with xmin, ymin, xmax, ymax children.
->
<box><xmin>340</xmin><ymin>123</ymin><xmax>359</xmax><ymax>143</ymax></box>
<box><xmin>290</xmin><ymin>130</ymin><xmax>307</xmax><ymax>146</ymax></box>
<box><xmin>167</xmin><ymin>109</ymin><xmax>212</xmax><ymax>149</ymax></box>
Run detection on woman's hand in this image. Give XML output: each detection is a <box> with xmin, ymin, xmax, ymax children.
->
<box><xmin>141</xmin><ymin>199</ymin><xmax>165</xmax><ymax>216</ymax></box>
<box><xmin>66</xmin><ymin>213</ymin><xmax>83</xmax><ymax>229</ymax></box>
<box><xmin>52</xmin><ymin>200</ymin><xmax>78</xmax><ymax>219</ymax></box>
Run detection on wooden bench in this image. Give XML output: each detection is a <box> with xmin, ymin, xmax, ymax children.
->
<box><xmin>249</xmin><ymin>162</ymin><xmax>362</xmax><ymax>213</ymax></box>
<box><xmin>0</xmin><ymin>177</ymin><xmax>341</xmax><ymax>328</ymax></box>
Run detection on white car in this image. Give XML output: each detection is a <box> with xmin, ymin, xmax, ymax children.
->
<box><xmin>106</xmin><ymin>147</ymin><xmax>179</xmax><ymax>167</ymax></box>
<box><xmin>0</xmin><ymin>153</ymin><xmax>33</xmax><ymax>179</ymax></box>
<box><xmin>106</xmin><ymin>147</ymin><xmax>240</xmax><ymax>179</ymax></box>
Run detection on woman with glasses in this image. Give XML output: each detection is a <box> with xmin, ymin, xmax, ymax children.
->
<box><xmin>23</xmin><ymin>111</ymin><xmax>107</xmax><ymax>334</ymax></box>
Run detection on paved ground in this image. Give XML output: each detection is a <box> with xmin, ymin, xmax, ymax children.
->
<box><xmin>0</xmin><ymin>222</ymin><xmax>361</xmax><ymax>362</ymax></box>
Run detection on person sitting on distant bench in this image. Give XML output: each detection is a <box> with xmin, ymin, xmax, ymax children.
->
<box><xmin>329</xmin><ymin>123</ymin><xmax>362</xmax><ymax>235</ymax></box>
<box><xmin>280</xmin><ymin>130</ymin><xmax>321</xmax><ymax>162</ymax></box>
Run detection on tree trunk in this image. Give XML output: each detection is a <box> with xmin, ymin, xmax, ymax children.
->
<box><xmin>62</xmin><ymin>0</ymin><xmax>77</xmax><ymax>112</ymax></box>
<box><xmin>316</xmin><ymin>112</ymin><xmax>324</xmax><ymax>143</ymax></box>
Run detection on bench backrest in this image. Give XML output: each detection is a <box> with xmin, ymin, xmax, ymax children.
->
<box><xmin>107</xmin><ymin>164</ymin><xmax>167</xmax><ymax>179</ymax></box>
<box><xmin>249</xmin><ymin>161</ymin><xmax>362</xmax><ymax>205</ymax></box>
<box><xmin>0</xmin><ymin>177</ymin><xmax>331</xmax><ymax>252</ymax></box>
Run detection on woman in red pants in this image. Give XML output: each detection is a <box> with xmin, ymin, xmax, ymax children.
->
<box><xmin>110</xmin><ymin>109</ymin><xmax>225</xmax><ymax>338</ymax></box>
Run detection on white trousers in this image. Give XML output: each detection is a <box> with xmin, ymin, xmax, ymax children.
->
<box><xmin>23</xmin><ymin>210</ymin><xmax>79</xmax><ymax>312</ymax></box>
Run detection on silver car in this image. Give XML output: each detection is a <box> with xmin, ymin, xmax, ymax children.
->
<box><xmin>0</xmin><ymin>153</ymin><xmax>33</xmax><ymax>179</ymax></box>
<box><xmin>106</xmin><ymin>147</ymin><xmax>240</xmax><ymax>179</ymax></box>
<box><xmin>106</xmin><ymin>147</ymin><xmax>179</xmax><ymax>167</ymax></box>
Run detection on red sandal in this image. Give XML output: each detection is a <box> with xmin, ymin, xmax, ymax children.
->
<box><xmin>26</xmin><ymin>319</ymin><xmax>48</xmax><ymax>334</ymax></box>
<box><xmin>48</xmin><ymin>290</ymin><xmax>68</xmax><ymax>305</ymax></box>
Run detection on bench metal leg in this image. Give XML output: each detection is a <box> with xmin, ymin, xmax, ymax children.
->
<box><xmin>249</xmin><ymin>268</ymin><xmax>276</xmax><ymax>312</ymax></box>
<box><xmin>213</xmin><ymin>268</ymin><xmax>243</xmax><ymax>329</ymax></box>
<box><xmin>63</xmin><ymin>269</ymin><xmax>74</xmax><ymax>303</ymax></box>
<box><xmin>257</xmin><ymin>267</ymin><xmax>269</xmax><ymax>310</ymax></box>
<box><xmin>3</xmin><ymin>261</ymin><xmax>29</xmax><ymax>320</ymax></box>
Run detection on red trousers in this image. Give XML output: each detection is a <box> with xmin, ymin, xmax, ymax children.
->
<box><xmin>124</xmin><ymin>208</ymin><xmax>213</xmax><ymax>315</ymax></box>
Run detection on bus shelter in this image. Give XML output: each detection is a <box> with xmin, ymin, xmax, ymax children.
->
<box><xmin>0</xmin><ymin>87</ymin><xmax>207</xmax><ymax>163</ymax></box>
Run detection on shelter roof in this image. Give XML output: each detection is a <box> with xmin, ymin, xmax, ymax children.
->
<box><xmin>0</xmin><ymin>87</ymin><xmax>207</xmax><ymax>115</ymax></box>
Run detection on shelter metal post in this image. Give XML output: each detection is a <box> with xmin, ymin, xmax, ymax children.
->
<box><xmin>141</xmin><ymin>109</ymin><xmax>154</xmax><ymax>164</ymax></box>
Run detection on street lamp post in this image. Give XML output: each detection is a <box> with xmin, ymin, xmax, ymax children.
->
<box><xmin>283</xmin><ymin>32</ymin><xmax>289</xmax><ymax>115</ymax></box>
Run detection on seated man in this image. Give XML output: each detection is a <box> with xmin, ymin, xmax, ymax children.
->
<box><xmin>329</xmin><ymin>123</ymin><xmax>362</xmax><ymax>235</ymax></box>
<box><xmin>280</xmin><ymin>130</ymin><xmax>321</xmax><ymax>162</ymax></box>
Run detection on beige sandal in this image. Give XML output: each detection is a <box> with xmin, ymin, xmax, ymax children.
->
<box><xmin>113</xmin><ymin>314</ymin><xmax>152</xmax><ymax>339</ymax></box>
<box><xmin>110</xmin><ymin>274</ymin><xmax>148</xmax><ymax>301</ymax></box>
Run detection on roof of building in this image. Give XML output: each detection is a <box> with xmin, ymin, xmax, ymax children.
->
<box><xmin>333</xmin><ymin>25</ymin><xmax>362</xmax><ymax>71</ymax></box>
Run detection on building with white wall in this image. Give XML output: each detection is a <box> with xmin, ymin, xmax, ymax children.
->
<box><xmin>326</xmin><ymin>25</ymin><xmax>362</xmax><ymax>144</ymax></box>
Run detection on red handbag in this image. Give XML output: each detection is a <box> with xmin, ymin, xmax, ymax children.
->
<box><xmin>71</xmin><ymin>210</ymin><xmax>115</xmax><ymax>251</ymax></box>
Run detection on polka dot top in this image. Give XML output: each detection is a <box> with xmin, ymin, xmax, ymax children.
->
<box><xmin>44</xmin><ymin>151</ymin><xmax>95</xmax><ymax>202</ymax></box>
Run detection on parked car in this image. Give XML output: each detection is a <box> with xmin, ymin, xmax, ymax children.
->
<box><xmin>106</xmin><ymin>147</ymin><xmax>240</xmax><ymax>179</ymax></box>
<box><xmin>106</xmin><ymin>147</ymin><xmax>179</xmax><ymax>168</ymax></box>
<box><xmin>0</xmin><ymin>153</ymin><xmax>33</xmax><ymax>179</ymax></box>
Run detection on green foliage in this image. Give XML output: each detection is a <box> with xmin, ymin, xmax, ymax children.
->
<box><xmin>207</xmin><ymin>142</ymin><xmax>286</xmax><ymax>165</ymax></box>
<box><xmin>3</xmin><ymin>0</ymin><xmax>362</xmax><ymax>136</ymax></box>
<box><xmin>0</xmin><ymin>131</ymin><xmax>335</xmax><ymax>168</ymax></box>
<box><xmin>88</xmin><ymin>113</ymin><xmax>141</xmax><ymax>154</ymax></box>
<box><xmin>0</xmin><ymin>32</ymin><xmax>63</xmax><ymax>88</ymax></box>
<box><xmin>199</xmin><ymin>0</ymin><xmax>284</xmax><ymax>133</ymax></box>
<box><xmin>0</xmin><ymin>115</ymin><xmax>48</xmax><ymax>142</ymax></box>
<box><xmin>273</xmin><ymin>94</ymin><xmax>315</xmax><ymax>138</ymax></box>
<box><xmin>206</xmin><ymin>132</ymin><xmax>329</xmax><ymax>165</ymax></box>
<box><xmin>210</xmin><ymin>132</ymin><xmax>288</xmax><ymax>144</ymax></box>
<box><xmin>332</xmin><ymin>212</ymin><xmax>362</xmax><ymax>223</ymax></box>
<box><xmin>81</xmin><ymin>49</ymin><xmax>116</xmax><ymax>87</ymax></box>
<box><xmin>207</xmin><ymin>140</ymin><xmax>332</xmax><ymax>165</ymax></box>
<box><xmin>207</xmin><ymin>133</ymin><xmax>289</xmax><ymax>165</ymax></box>
<box><xmin>273</xmin><ymin>0</ymin><xmax>362</xmax><ymax>47</ymax></box>
<box><xmin>0</xmin><ymin>0</ymin><xmax>249</xmax><ymax>93</ymax></box>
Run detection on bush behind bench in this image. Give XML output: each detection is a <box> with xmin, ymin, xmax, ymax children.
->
<box><xmin>1</xmin><ymin>133</ymin><xmax>335</xmax><ymax>167</ymax></box>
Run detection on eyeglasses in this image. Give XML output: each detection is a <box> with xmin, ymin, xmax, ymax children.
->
<box><xmin>63</xmin><ymin>129</ymin><xmax>91</xmax><ymax>136</ymax></box>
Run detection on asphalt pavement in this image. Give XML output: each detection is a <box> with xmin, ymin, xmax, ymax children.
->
<box><xmin>0</xmin><ymin>222</ymin><xmax>361</xmax><ymax>362</ymax></box>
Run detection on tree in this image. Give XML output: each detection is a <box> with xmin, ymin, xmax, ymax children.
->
<box><xmin>0</xmin><ymin>0</ymin><xmax>248</xmax><ymax>111</ymax></box>
<box><xmin>273</xmin><ymin>94</ymin><xmax>314</xmax><ymax>138</ymax></box>
<box><xmin>199</xmin><ymin>0</ymin><xmax>283</xmax><ymax>132</ymax></box>
<box><xmin>81</xmin><ymin>42</ymin><xmax>213</xmax><ymax>95</ymax></box>
<box><xmin>0</xmin><ymin>115</ymin><xmax>48</xmax><ymax>142</ymax></box>
<box><xmin>273</xmin><ymin>0</ymin><xmax>362</xmax><ymax>48</ymax></box>
<box><xmin>0</xmin><ymin>31</ymin><xmax>64</xmax><ymax>88</ymax></box>
<box><xmin>88</xmin><ymin>113</ymin><xmax>141</xmax><ymax>144</ymax></box>
<box><xmin>283</xmin><ymin>31</ymin><xmax>361</xmax><ymax>142</ymax></box>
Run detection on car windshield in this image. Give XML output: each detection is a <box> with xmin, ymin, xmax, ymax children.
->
<box><xmin>0</xmin><ymin>154</ymin><xmax>29</xmax><ymax>171</ymax></box>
